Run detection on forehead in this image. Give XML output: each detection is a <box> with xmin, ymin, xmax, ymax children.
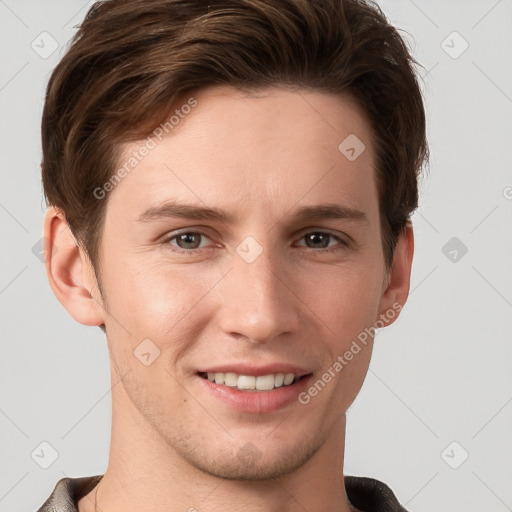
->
<box><xmin>109</xmin><ymin>85</ymin><xmax>378</xmax><ymax>221</ymax></box>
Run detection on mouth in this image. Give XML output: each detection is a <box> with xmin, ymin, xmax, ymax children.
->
<box><xmin>198</xmin><ymin>371</ymin><xmax>309</xmax><ymax>391</ymax></box>
<box><xmin>195</xmin><ymin>364</ymin><xmax>313</xmax><ymax>413</ymax></box>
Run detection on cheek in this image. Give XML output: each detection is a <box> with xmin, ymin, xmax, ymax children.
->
<box><xmin>299</xmin><ymin>264</ymin><xmax>383</xmax><ymax>337</ymax></box>
<box><xmin>102</xmin><ymin>261</ymin><xmax>220</xmax><ymax>357</ymax></box>
<box><xmin>299</xmin><ymin>270</ymin><xmax>379</xmax><ymax>415</ymax></box>
<box><xmin>100</xmin><ymin>265</ymin><xmax>203</xmax><ymax>408</ymax></box>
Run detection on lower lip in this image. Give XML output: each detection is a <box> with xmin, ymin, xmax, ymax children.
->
<box><xmin>196</xmin><ymin>374</ymin><xmax>312</xmax><ymax>413</ymax></box>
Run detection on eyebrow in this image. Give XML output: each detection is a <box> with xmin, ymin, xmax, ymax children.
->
<box><xmin>137</xmin><ymin>200</ymin><xmax>368</xmax><ymax>224</ymax></box>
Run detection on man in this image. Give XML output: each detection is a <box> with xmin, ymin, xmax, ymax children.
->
<box><xmin>37</xmin><ymin>0</ymin><xmax>427</xmax><ymax>510</ymax></box>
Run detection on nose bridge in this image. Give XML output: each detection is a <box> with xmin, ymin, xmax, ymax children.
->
<box><xmin>218</xmin><ymin>238</ymin><xmax>299</xmax><ymax>344</ymax></box>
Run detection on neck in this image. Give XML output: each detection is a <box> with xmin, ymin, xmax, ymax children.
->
<box><xmin>79</xmin><ymin>378</ymin><xmax>355</xmax><ymax>512</ymax></box>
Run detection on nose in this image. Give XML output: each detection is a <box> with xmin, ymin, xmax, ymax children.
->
<box><xmin>216</xmin><ymin>243</ymin><xmax>301</xmax><ymax>345</ymax></box>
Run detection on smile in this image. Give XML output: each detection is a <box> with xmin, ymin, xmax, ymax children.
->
<box><xmin>198</xmin><ymin>371</ymin><xmax>302</xmax><ymax>391</ymax></box>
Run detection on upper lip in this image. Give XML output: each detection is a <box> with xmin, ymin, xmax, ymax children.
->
<box><xmin>198</xmin><ymin>363</ymin><xmax>312</xmax><ymax>377</ymax></box>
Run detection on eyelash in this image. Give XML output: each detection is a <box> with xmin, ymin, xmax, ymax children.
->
<box><xmin>161</xmin><ymin>230</ymin><xmax>349</xmax><ymax>255</ymax></box>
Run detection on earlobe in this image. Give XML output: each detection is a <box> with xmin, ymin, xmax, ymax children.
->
<box><xmin>376</xmin><ymin>222</ymin><xmax>414</xmax><ymax>328</ymax></box>
<box><xmin>43</xmin><ymin>206</ymin><xmax>106</xmax><ymax>327</ymax></box>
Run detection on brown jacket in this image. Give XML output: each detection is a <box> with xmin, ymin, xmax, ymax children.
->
<box><xmin>36</xmin><ymin>474</ymin><xmax>409</xmax><ymax>511</ymax></box>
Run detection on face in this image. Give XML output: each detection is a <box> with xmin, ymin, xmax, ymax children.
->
<box><xmin>91</xmin><ymin>85</ymin><xmax>397</xmax><ymax>480</ymax></box>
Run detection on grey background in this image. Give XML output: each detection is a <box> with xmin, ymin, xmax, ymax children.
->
<box><xmin>1</xmin><ymin>1</ymin><xmax>511</xmax><ymax>511</ymax></box>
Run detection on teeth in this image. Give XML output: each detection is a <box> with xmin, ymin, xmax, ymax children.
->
<box><xmin>224</xmin><ymin>372</ymin><xmax>238</xmax><ymax>387</ymax></box>
<box><xmin>283</xmin><ymin>373</ymin><xmax>294</xmax><ymax>385</ymax></box>
<box><xmin>256</xmin><ymin>375</ymin><xmax>275</xmax><ymax>391</ymax></box>
<box><xmin>238</xmin><ymin>375</ymin><xmax>256</xmax><ymax>389</ymax></box>
<box><xmin>204</xmin><ymin>372</ymin><xmax>298</xmax><ymax>391</ymax></box>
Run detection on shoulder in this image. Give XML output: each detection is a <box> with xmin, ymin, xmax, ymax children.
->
<box><xmin>345</xmin><ymin>475</ymin><xmax>409</xmax><ymax>512</ymax></box>
<box><xmin>36</xmin><ymin>475</ymin><xmax>103</xmax><ymax>512</ymax></box>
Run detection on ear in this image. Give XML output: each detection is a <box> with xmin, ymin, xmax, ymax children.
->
<box><xmin>375</xmin><ymin>222</ymin><xmax>414</xmax><ymax>327</ymax></box>
<box><xmin>43</xmin><ymin>206</ymin><xmax>106</xmax><ymax>327</ymax></box>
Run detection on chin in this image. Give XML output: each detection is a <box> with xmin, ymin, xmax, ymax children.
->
<box><xmin>173</xmin><ymin>435</ymin><xmax>322</xmax><ymax>481</ymax></box>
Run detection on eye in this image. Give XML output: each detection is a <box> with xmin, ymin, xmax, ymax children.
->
<box><xmin>164</xmin><ymin>231</ymin><xmax>213</xmax><ymax>252</ymax></box>
<box><xmin>296</xmin><ymin>231</ymin><xmax>348</xmax><ymax>252</ymax></box>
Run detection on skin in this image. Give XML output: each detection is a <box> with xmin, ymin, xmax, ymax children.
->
<box><xmin>44</xmin><ymin>85</ymin><xmax>414</xmax><ymax>512</ymax></box>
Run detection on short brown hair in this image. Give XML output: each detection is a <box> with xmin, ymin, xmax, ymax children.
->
<box><xmin>41</xmin><ymin>0</ymin><xmax>428</xmax><ymax>272</ymax></box>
